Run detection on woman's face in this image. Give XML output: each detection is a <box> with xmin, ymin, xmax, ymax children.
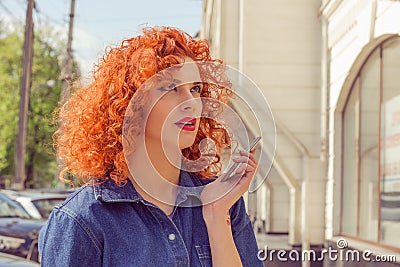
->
<box><xmin>145</xmin><ymin>58</ymin><xmax>203</xmax><ymax>151</ymax></box>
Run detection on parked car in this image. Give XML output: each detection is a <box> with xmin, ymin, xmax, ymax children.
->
<box><xmin>0</xmin><ymin>192</ymin><xmax>44</xmax><ymax>262</ymax></box>
<box><xmin>1</xmin><ymin>190</ymin><xmax>70</xmax><ymax>220</ymax></box>
<box><xmin>0</xmin><ymin>252</ymin><xmax>39</xmax><ymax>267</ymax></box>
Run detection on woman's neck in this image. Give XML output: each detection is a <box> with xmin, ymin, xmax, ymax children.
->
<box><xmin>145</xmin><ymin>139</ymin><xmax>181</xmax><ymax>185</ymax></box>
<box><xmin>127</xmin><ymin>137</ymin><xmax>181</xmax><ymax>215</ymax></box>
<box><xmin>127</xmin><ymin>136</ymin><xmax>182</xmax><ymax>192</ymax></box>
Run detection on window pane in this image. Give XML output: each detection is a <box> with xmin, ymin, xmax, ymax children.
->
<box><xmin>359</xmin><ymin>49</ymin><xmax>380</xmax><ymax>242</ymax></box>
<box><xmin>381</xmin><ymin>38</ymin><xmax>400</xmax><ymax>248</ymax></box>
<box><xmin>342</xmin><ymin>80</ymin><xmax>358</xmax><ymax>236</ymax></box>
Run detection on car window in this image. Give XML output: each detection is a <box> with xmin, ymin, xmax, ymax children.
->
<box><xmin>0</xmin><ymin>196</ymin><xmax>31</xmax><ymax>219</ymax></box>
<box><xmin>32</xmin><ymin>198</ymin><xmax>65</xmax><ymax>219</ymax></box>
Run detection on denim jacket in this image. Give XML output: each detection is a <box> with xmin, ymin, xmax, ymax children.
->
<box><xmin>38</xmin><ymin>171</ymin><xmax>263</xmax><ymax>267</ymax></box>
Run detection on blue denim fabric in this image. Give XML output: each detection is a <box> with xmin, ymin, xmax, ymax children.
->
<box><xmin>39</xmin><ymin>171</ymin><xmax>263</xmax><ymax>267</ymax></box>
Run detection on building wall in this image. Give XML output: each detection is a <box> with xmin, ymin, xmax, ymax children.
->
<box><xmin>201</xmin><ymin>0</ymin><xmax>400</xmax><ymax>263</ymax></box>
<box><xmin>201</xmin><ymin>0</ymin><xmax>324</xmax><ymax>246</ymax></box>
<box><xmin>321</xmin><ymin>0</ymin><xmax>400</xmax><ymax>261</ymax></box>
<box><xmin>323</xmin><ymin>0</ymin><xmax>400</xmax><ymax>108</ymax></box>
<box><xmin>322</xmin><ymin>0</ymin><xmax>400</xmax><ymax>235</ymax></box>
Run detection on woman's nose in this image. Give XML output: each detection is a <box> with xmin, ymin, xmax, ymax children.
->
<box><xmin>179</xmin><ymin>87</ymin><xmax>200</xmax><ymax>111</ymax></box>
<box><xmin>180</xmin><ymin>99</ymin><xmax>197</xmax><ymax>112</ymax></box>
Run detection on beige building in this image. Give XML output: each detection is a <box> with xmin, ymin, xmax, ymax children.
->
<box><xmin>201</xmin><ymin>0</ymin><xmax>400</xmax><ymax>265</ymax></box>
<box><xmin>321</xmin><ymin>0</ymin><xmax>400</xmax><ymax>262</ymax></box>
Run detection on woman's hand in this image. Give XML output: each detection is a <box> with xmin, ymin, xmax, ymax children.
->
<box><xmin>200</xmin><ymin>149</ymin><xmax>258</xmax><ymax>223</ymax></box>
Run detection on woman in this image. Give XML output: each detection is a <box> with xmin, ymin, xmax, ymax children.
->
<box><xmin>39</xmin><ymin>26</ymin><xmax>263</xmax><ymax>267</ymax></box>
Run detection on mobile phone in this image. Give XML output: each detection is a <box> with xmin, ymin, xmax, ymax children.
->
<box><xmin>220</xmin><ymin>136</ymin><xmax>262</xmax><ymax>182</ymax></box>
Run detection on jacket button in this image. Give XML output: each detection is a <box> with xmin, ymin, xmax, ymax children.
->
<box><xmin>168</xmin><ymin>233</ymin><xmax>176</xmax><ymax>241</ymax></box>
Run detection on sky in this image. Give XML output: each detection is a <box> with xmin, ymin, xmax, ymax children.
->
<box><xmin>0</xmin><ymin>0</ymin><xmax>203</xmax><ymax>80</ymax></box>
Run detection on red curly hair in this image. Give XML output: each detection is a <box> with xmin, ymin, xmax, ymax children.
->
<box><xmin>56</xmin><ymin>26</ymin><xmax>232</xmax><ymax>186</ymax></box>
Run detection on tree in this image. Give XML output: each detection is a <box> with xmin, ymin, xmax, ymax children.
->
<box><xmin>0</xmin><ymin>30</ymin><xmax>22</xmax><ymax>186</ymax></box>
<box><xmin>0</xmin><ymin>22</ymin><xmax>80</xmax><ymax>188</ymax></box>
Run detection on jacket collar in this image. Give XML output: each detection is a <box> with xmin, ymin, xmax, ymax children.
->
<box><xmin>94</xmin><ymin>170</ymin><xmax>212</xmax><ymax>205</ymax></box>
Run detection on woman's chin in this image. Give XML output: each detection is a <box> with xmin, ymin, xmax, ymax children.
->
<box><xmin>179</xmin><ymin>139</ymin><xmax>196</xmax><ymax>150</ymax></box>
<box><xmin>178</xmin><ymin>133</ymin><xmax>197</xmax><ymax>148</ymax></box>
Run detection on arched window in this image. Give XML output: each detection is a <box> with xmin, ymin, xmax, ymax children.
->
<box><xmin>342</xmin><ymin>35</ymin><xmax>400</xmax><ymax>249</ymax></box>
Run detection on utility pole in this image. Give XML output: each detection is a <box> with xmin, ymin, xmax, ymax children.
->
<box><xmin>13</xmin><ymin>0</ymin><xmax>34</xmax><ymax>190</ymax></box>
<box><xmin>61</xmin><ymin>0</ymin><xmax>76</xmax><ymax>103</ymax></box>
<box><xmin>56</xmin><ymin>0</ymin><xmax>76</xmax><ymax>187</ymax></box>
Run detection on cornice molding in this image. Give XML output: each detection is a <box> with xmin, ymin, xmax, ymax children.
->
<box><xmin>319</xmin><ymin>0</ymin><xmax>344</xmax><ymax>19</ymax></box>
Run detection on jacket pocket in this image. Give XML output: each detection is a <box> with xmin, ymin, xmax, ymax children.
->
<box><xmin>195</xmin><ymin>245</ymin><xmax>212</xmax><ymax>267</ymax></box>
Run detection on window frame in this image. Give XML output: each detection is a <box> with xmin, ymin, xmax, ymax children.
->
<box><xmin>340</xmin><ymin>35</ymin><xmax>400</xmax><ymax>252</ymax></box>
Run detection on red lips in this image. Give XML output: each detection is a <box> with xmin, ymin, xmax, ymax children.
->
<box><xmin>175</xmin><ymin>117</ymin><xmax>197</xmax><ymax>131</ymax></box>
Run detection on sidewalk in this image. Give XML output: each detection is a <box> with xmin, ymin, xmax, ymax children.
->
<box><xmin>256</xmin><ymin>233</ymin><xmax>292</xmax><ymax>250</ymax></box>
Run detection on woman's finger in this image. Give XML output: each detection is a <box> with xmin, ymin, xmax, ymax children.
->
<box><xmin>247</xmin><ymin>158</ymin><xmax>257</xmax><ymax>168</ymax></box>
<box><xmin>247</xmin><ymin>150</ymin><xmax>258</xmax><ymax>163</ymax></box>
<box><xmin>236</xmin><ymin>155</ymin><xmax>257</xmax><ymax>168</ymax></box>
<box><xmin>235</xmin><ymin>163</ymin><xmax>246</xmax><ymax>174</ymax></box>
<box><xmin>236</xmin><ymin>162</ymin><xmax>255</xmax><ymax>174</ymax></box>
<box><xmin>235</xmin><ymin>153</ymin><xmax>256</xmax><ymax>164</ymax></box>
<box><xmin>239</xmin><ymin>150</ymin><xmax>258</xmax><ymax>165</ymax></box>
<box><xmin>232</xmin><ymin>159</ymin><xmax>253</xmax><ymax>173</ymax></box>
<box><xmin>232</xmin><ymin>154</ymin><xmax>248</xmax><ymax>163</ymax></box>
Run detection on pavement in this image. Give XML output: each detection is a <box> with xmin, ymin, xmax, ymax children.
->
<box><xmin>256</xmin><ymin>233</ymin><xmax>292</xmax><ymax>250</ymax></box>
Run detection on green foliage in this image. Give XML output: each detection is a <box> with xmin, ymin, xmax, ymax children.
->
<box><xmin>0</xmin><ymin>22</ymin><xmax>81</xmax><ymax>188</ymax></box>
<box><xmin>0</xmin><ymin>32</ymin><xmax>22</xmax><ymax>175</ymax></box>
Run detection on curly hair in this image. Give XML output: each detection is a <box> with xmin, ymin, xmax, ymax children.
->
<box><xmin>56</xmin><ymin>26</ymin><xmax>232</xmax><ymax>186</ymax></box>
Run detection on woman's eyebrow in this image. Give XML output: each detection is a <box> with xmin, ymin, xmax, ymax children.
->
<box><xmin>172</xmin><ymin>80</ymin><xmax>202</xmax><ymax>87</ymax></box>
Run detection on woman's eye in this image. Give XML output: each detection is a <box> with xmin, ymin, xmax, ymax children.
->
<box><xmin>190</xmin><ymin>85</ymin><xmax>202</xmax><ymax>94</ymax></box>
<box><xmin>158</xmin><ymin>84</ymin><xmax>177</xmax><ymax>92</ymax></box>
<box><xmin>168</xmin><ymin>83</ymin><xmax>178</xmax><ymax>91</ymax></box>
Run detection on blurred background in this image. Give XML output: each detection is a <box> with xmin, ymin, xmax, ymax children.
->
<box><xmin>0</xmin><ymin>0</ymin><xmax>399</xmax><ymax>266</ymax></box>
